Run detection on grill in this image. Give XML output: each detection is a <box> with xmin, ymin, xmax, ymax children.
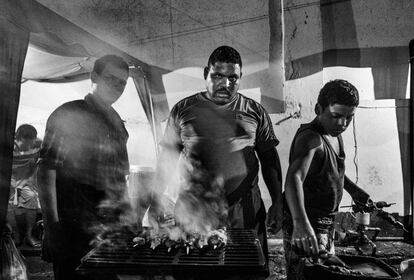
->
<box><xmin>76</xmin><ymin>229</ymin><xmax>268</xmax><ymax>277</ymax></box>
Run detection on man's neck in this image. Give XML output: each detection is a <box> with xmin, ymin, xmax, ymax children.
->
<box><xmin>201</xmin><ymin>91</ymin><xmax>239</xmax><ymax>105</ymax></box>
<box><xmin>90</xmin><ymin>91</ymin><xmax>113</xmax><ymax>109</ymax></box>
<box><xmin>325</xmin><ymin>134</ymin><xmax>340</xmax><ymax>155</ymax></box>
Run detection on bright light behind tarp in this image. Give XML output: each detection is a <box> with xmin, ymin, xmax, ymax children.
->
<box><xmin>23</xmin><ymin>44</ymin><xmax>91</xmax><ymax>80</ymax></box>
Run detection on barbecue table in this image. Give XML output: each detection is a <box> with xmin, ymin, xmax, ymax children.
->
<box><xmin>76</xmin><ymin>229</ymin><xmax>268</xmax><ymax>279</ymax></box>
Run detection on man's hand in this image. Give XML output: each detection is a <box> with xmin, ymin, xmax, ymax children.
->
<box><xmin>352</xmin><ymin>197</ymin><xmax>374</xmax><ymax>213</ymax></box>
<box><xmin>266</xmin><ymin>203</ymin><xmax>282</xmax><ymax>234</ymax></box>
<box><xmin>291</xmin><ymin>220</ymin><xmax>319</xmax><ymax>260</ymax></box>
<box><xmin>344</xmin><ymin>176</ymin><xmax>371</xmax><ymax>207</ymax></box>
<box><xmin>147</xmin><ymin>195</ymin><xmax>165</xmax><ymax>230</ymax></box>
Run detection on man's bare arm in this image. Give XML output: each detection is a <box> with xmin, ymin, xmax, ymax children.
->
<box><xmin>284</xmin><ymin>132</ymin><xmax>321</xmax><ymax>257</ymax></box>
<box><xmin>257</xmin><ymin>147</ymin><xmax>283</xmax><ymax>232</ymax></box>
<box><xmin>344</xmin><ymin>175</ymin><xmax>371</xmax><ymax>207</ymax></box>
<box><xmin>285</xmin><ymin>155</ymin><xmax>313</xmax><ymax>226</ymax></box>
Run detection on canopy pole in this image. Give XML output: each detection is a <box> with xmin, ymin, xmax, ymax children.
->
<box><xmin>130</xmin><ymin>66</ymin><xmax>160</xmax><ymax>160</ymax></box>
<box><xmin>143</xmin><ymin>76</ymin><xmax>159</xmax><ymax>158</ymax></box>
<box><xmin>408</xmin><ymin>39</ymin><xmax>414</xmax><ymax>242</ymax></box>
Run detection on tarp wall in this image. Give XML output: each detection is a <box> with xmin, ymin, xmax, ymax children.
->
<box><xmin>282</xmin><ymin>0</ymin><xmax>413</xmax><ymax>219</ymax></box>
<box><xmin>35</xmin><ymin>0</ymin><xmax>285</xmax><ymax>114</ymax></box>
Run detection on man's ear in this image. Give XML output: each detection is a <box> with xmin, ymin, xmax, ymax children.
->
<box><xmin>203</xmin><ymin>67</ymin><xmax>209</xmax><ymax>80</ymax></box>
<box><xmin>91</xmin><ymin>71</ymin><xmax>98</xmax><ymax>83</ymax></box>
<box><xmin>315</xmin><ymin>104</ymin><xmax>322</xmax><ymax>115</ymax></box>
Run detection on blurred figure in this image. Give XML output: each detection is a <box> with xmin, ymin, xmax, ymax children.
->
<box><xmin>147</xmin><ymin>46</ymin><xmax>283</xmax><ymax>265</ymax></box>
<box><xmin>8</xmin><ymin>124</ymin><xmax>41</xmax><ymax>248</ymax></box>
<box><xmin>38</xmin><ymin>55</ymin><xmax>130</xmax><ymax>280</ymax></box>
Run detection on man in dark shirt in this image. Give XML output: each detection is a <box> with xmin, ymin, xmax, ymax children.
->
<box><xmin>38</xmin><ymin>55</ymin><xmax>130</xmax><ymax>280</ymax></box>
<box><xmin>147</xmin><ymin>46</ymin><xmax>283</xmax><ymax>260</ymax></box>
<box><xmin>283</xmin><ymin>80</ymin><xmax>371</xmax><ymax>280</ymax></box>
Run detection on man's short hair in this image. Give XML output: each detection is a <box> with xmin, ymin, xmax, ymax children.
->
<box><xmin>207</xmin><ymin>46</ymin><xmax>242</xmax><ymax>69</ymax></box>
<box><xmin>92</xmin><ymin>55</ymin><xmax>129</xmax><ymax>76</ymax></box>
<box><xmin>317</xmin><ymin>79</ymin><xmax>359</xmax><ymax>109</ymax></box>
<box><xmin>16</xmin><ymin>124</ymin><xmax>37</xmax><ymax>140</ymax></box>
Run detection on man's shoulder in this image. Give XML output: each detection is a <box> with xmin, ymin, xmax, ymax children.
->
<box><xmin>237</xmin><ymin>92</ymin><xmax>258</xmax><ymax>103</ymax></box>
<box><xmin>52</xmin><ymin>99</ymin><xmax>88</xmax><ymax>115</ymax></box>
<box><xmin>47</xmin><ymin>99</ymin><xmax>92</xmax><ymax>126</ymax></box>
<box><xmin>236</xmin><ymin>93</ymin><xmax>266</xmax><ymax>112</ymax></box>
<box><xmin>293</xmin><ymin>125</ymin><xmax>324</xmax><ymax>151</ymax></box>
<box><xmin>175</xmin><ymin>93</ymin><xmax>202</xmax><ymax>106</ymax></box>
<box><xmin>170</xmin><ymin>93</ymin><xmax>204</xmax><ymax>115</ymax></box>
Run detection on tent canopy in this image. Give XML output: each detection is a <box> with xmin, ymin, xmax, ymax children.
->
<box><xmin>0</xmin><ymin>0</ymin><xmax>413</xmax><ymax>233</ymax></box>
<box><xmin>0</xmin><ymin>0</ymin><xmax>148</xmax><ymax>73</ymax></box>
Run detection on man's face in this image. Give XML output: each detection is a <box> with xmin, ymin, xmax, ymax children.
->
<box><xmin>317</xmin><ymin>103</ymin><xmax>356</xmax><ymax>137</ymax></box>
<box><xmin>95</xmin><ymin>63</ymin><xmax>129</xmax><ymax>105</ymax></box>
<box><xmin>205</xmin><ymin>62</ymin><xmax>241</xmax><ymax>105</ymax></box>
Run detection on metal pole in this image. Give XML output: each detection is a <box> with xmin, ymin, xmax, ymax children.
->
<box><xmin>143</xmin><ymin>76</ymin><xmax>159</xmax><ymax>158</ymax></box>
<box><xmin>408</xmin><ymin>39</ymin><xmax>414</xmax><ymax>241</ymax></box>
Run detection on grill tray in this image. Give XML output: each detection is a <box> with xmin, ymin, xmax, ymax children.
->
<box><xmin>77</xmin><ymin>229</ymin><xmax>268</xmax><ymax>277</ymax></box>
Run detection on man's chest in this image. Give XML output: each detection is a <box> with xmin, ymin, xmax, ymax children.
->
<box><xmin>324</xmin><ymin>135</ymin><xmax>341</xmax><ymax>156</ymax></box>
<box><xmin>179</xmin><ymin>110</ymin><xmax>258</xmax><ymax>145</ymax></box>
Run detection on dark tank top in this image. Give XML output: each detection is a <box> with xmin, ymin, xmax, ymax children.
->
<box><xmin>290</xmin><ymin>119</ymin><xmax>345</xmax><ymax>220</ymax></box>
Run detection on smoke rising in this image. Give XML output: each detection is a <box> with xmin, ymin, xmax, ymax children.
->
<box><xmin>174</xmin><ymin>158</ymin><xmax>228</xmax><ymax>234</ymax></box>
<box><xmin>90</xmin><ymin>102</ymin><xmax>251</xmax><ymax>244</ymax></box>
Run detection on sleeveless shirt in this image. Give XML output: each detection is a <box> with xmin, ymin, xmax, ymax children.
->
<box><xmin>289</xmin><ymin>119</ymin><xmax>345</xmax><ymax>220</ymax></box>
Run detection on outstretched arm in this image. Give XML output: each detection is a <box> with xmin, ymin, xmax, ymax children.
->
<box><xmin>284</xmin><ymin>131</ymin><xmax>321</xmax><ymax>258</ymax></box>
<box><xmin>344</xmin><ymin>175</ymin><xmax>371</xmax><ymax>207</ymax></box>
<box><xmin>257</xmin><ymin>147</ymin><xmax>283</xmax><ymax>233</ymax></box>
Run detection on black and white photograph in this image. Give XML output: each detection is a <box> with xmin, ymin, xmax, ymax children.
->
<box><xmin>0</xmin><ymin>0</ymin><xmax>413</xmax><ymax>279</ymax></box>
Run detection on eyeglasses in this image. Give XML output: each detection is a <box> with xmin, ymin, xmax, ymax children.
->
<box><xmin>100</xmin><ymin>74</ymin><xmax>127</xmax><ymax>86</ymax></box>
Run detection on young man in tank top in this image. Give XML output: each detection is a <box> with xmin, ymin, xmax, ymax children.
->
<box><xmin>283</xmin><ymin>79</ymin><xmax>372</xmax><ymax>280</ymax></box>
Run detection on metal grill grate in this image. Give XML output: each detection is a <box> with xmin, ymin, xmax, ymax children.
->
<box><xmin>76</xmin><ymin>229</ymin><xmax>268</xmax><ymax>277</ymax></box>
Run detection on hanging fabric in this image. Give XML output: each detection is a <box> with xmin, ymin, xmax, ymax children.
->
<box><xmin>0</xmin><ymin>18</ymin><xmax>30</xmax><ymax>280</ymax></box>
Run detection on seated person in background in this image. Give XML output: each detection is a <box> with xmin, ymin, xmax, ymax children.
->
<box><xmin>9</xmin><ymin>124</ymin><xmax>42</xmax><ymax>247</ymax></box>
<box><xmin>283</xmin><ymin>80</ymin><xmax>372</xmax><ymax>280</ymax></box>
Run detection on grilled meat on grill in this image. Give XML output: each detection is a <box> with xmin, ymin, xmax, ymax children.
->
<box><xmin>132</xmin><ymin>236</ymin><xmax>146</xmax><ymax>247</ymax></box>
<box><xmin>206</xmin><ymin>229</ymin><xmax>227</xmax><ymax>250</ymax></box>
<box><xmin>164</xmin><ymin>237</ymin><xmax>179</xmax><ymax>252</ymax></box>
<box><xmin>132</xmin><ymin>227</ymin><xmax>227</xmax><ymax>252</ymax></box>
<box><xmin>150</xmin><ymin>234</ymin><xmax>162</xmax><ymax>250</ymax></box>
